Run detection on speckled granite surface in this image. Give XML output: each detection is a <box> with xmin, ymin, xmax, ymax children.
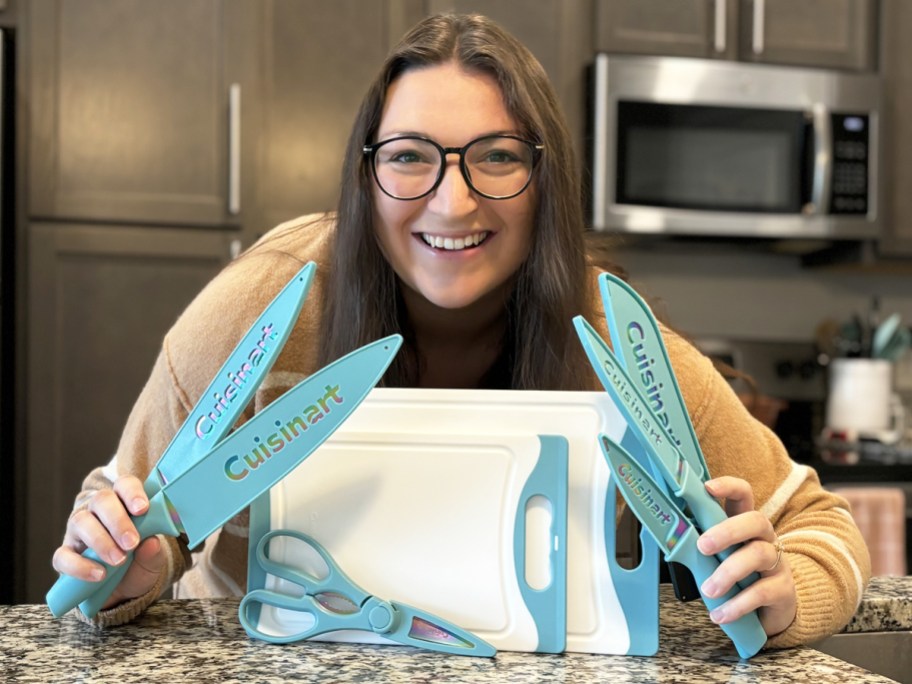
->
<box><xmin>1</xmin><ymin>579</ymin><xmax>907</xmax><ymax>683</ymax></box>
<box><xmin>843</xmin><ymin>576</ymin><xmax>912</xmax><ymax>633</ymax></box>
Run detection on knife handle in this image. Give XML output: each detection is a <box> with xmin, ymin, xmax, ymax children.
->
<box><xmin>669</xmin><ymin>529</ymin><xmax>767</xmax><ymax>659</ymax></box>
<box><xmin>46</xmin><ymin>493</ymin><xmax>181</xmax><ymax>618</ymax></box>
<box><xmin>677</xmin><ymin>467</ymin><xmax>762</xmax><ymax>590</ymax></box>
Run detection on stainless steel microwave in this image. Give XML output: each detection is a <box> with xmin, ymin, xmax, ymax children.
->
<box><xmin>589</xmin><ymin>55</ymin><xmax>882</xmax><ymax>239</ymax></box>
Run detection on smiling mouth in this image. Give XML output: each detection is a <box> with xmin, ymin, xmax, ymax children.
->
<box><xmin>419</xmin><ymin>231</ymin><xmax>490</xmax><ymax>251</ymax></box>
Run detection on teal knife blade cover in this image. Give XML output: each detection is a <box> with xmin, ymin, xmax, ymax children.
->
<box><xmin>79</xmin><ymin>261</ymin><xmax>315</xmax><ymax>618</ymax></box>
<box><xmin>47</xmin><ymin>335</ymin><xmax>401</xmax><ymax>618</ymax></box>
<box><xmin>598</xmin><ymin>272</ymin><xmax>709</xmax><ymax>481</ymax></box>
<box><xmin>150</xmin><ymin>261</ymin><xmax>317</xmax><ymax>492</ymax></box>
<box><xmin>599</xmin><ymin>434</ymin><xmax>767</xmax><ymax>660</ymax></box>
<box><xmin>163</xmin><ymin>334</ymin><xmax>402</xmax><ymax>546</ymax></box>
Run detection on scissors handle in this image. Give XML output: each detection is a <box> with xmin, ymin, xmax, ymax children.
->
<box><xmin>46</xmin><ymin>492</ymin><xmax>181</xmax><ymax>618</ymax></box>
<box><xmin>239</xmin><ymin>530</ymin><xmax>379</xmax><ymax>644</ymax></box>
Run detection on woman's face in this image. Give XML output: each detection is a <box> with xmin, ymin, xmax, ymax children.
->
<box><xmin>370</xmin><ymin>62</ymin><xmax>536</xmax><ymax>311</ymax></box>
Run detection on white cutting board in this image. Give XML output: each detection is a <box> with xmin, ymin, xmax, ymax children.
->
<box><xmin>248</xmin><ymin>431</ymin><xmax>568</xmax><ymax>653</ymax></box>
<box><xmin>250</xmin><ymin>388</ymin><xmax>659</xmax><ymax>655</ymax></box>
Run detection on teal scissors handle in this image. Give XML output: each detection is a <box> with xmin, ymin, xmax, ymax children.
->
<box><xmin>239</xmin><ymin>530</ymin><xmax>378</xmax><ymax>643</ymax></box>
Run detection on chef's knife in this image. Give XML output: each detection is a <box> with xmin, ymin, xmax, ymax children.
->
<box><xmin>78</xmin><ymin>261</ymin><xmax>316</xmax><ymax>617</ymax></box>
<box><xmin>47</xmin><ymin>334</ymin><xmax>402</xmax><ymax>618</ymax></box>
<box><xmin>151</xmin><ymin>261</ymin><xmax>316</xmax><ymax>492</ymax></box>
<box><xmin>599</xmin><ymin>434</ymin><xmax>767</xmax><ymax>659</ymax></box>
<box><xmin>597</xmin><ymin>272</ymin><xmax>710</xmax><ymax>480</ymax></box>
<box><xmin>574</xmin><ymin>316</ymin><xmax>757</xmax><ymax>592</ymax></box>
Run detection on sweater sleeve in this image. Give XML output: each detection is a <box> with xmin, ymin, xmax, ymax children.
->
<box><xmin>664</xmin><ymin>327</ymin><xmax>872</xmax><ymax>647</ymax></box>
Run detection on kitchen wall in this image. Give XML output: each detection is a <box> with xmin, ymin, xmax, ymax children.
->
<box><xmin>612</xmin><ymin>243</ymin><xmax>912</xmax><ymax>342</ymax></box>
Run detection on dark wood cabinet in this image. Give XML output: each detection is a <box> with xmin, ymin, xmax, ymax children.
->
<box><xmin>251</xmin><ymin>0</ymin><xmax>395</xmax><ymax>232</ymax></box>
<box><xmin>594</xmin><ymin>0</ymin><xmax>878</xmax><ymax>71</ymax></box>
<box><xmin>22</xmin><ymin>223</ymin><xmax>228</xmax><ymax>601</ymax></box>
<box><xmin>26</xmin><ymin>0</ymin><xmax>258</xmax><ymax>227</ymax></box>
<box><xmin>878</xmin><ymin>0</ymin><xmax>912</xmax><ymax>256</ymax></box>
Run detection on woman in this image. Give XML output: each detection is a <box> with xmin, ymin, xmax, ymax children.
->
<box><xmin>53</xmin><ymin>13</ymin><xmax>869</xmax><ymax>647</ymax></box>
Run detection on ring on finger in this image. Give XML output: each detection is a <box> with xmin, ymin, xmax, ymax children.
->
<box><xmin>763</xmin><ymin>537</ymin><xmax>784</xmax><ymax>573</ymax></box>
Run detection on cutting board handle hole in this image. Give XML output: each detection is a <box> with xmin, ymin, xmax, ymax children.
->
<box><xmin>524</xmin><ymin>495</ymin><xmax>554</xmax><ymax>590</ymax></box>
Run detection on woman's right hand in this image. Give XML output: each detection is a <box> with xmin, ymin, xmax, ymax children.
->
<box><xmin>51</xmin><ymin>475</ymin><xmax>165</xmax><ymax>611</ymax></box>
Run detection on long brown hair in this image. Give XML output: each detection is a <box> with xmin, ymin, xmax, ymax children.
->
<box><xmin>318</xmin><ymin>13</ymin><xmax>595</xmax><ymax>390</ymax></box>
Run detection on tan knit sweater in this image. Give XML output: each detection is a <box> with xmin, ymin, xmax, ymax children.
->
<box><xmin>73</xmin><ymin>213</ymin><xmax>870</xmax><ymax>648</ymax></box>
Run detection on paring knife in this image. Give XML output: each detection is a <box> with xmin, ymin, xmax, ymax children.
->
<box><xmin>78</xmin><ymin>261</ymin><xmax>317</xmax><ymax>618</ymax></box>
<box><xmin>600</xmin><ymin>434</ymin><xmax>767</xmax><ymax>659</ymax></box>
<box><xmin>46</xmin><ymin>333</ymin><xmax>402</xmax><ymax>618</ymax></box>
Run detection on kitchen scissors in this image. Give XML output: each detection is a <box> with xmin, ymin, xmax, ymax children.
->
<box><xmin>239</xmin><ymin>530</ymin><xmax>496</xmax><ymax>657</ymax></box>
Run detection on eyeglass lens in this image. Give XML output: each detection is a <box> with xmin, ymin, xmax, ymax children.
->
<box><xmin>371</xmin><ymin>136</ymin><xmax>536</xmax><ymax>199</ymax></box>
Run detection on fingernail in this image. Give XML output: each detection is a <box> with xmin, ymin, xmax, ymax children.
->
<box><xmin>709</xmin><ymin>608</ymin><xmax>725</xmax><ymax>624</ymax></box>
<box><xmin>701</xmin><ymin>579</ymin><xmax>718</xmax><ymax>598</ymax></box>
<box><xmin>122</xmin><ymin>532</ymin><xmax>139</xmax><ymax>550</ymax></box>
<box><xmin>697</xmin><ymin>535</ymin><xmax>713</xmax><ymax>554</ymax></box>
<box><xmin>131</xmin><ymin>498</ymin><xmax>146</xmax><ymax>514</ymax></box>
<box><xmin>90</xmin><ymin>568</ymin><xmax>105</xmax><ymax>581</ymax></box>
<box><xmin>110</xmin><ymin>550</ymin><xmax>126</xmax><ymax>565</ymax></box>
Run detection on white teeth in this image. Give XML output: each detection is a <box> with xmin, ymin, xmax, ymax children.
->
<box><xmin>421</xmin><ymin>232</ymin><xmax>489</xmax><ymax>251</ymax></box>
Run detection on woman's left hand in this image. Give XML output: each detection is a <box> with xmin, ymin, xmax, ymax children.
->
<box><xmin>696</xmin><ymin>476</ymin><xmax>797</xmax><ymax>638</ymax></box>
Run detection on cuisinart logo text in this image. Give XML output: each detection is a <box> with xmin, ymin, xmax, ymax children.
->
<box><xmin>223</xmin><ymin>384</ymin><xmax>344</xmax><ymax>482</ymax></box>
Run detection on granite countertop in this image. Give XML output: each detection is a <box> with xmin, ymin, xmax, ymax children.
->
<box><xmin>1</xmin><ymin>578</ymin><xmax>908</xmax><ymax>683</ymax></box>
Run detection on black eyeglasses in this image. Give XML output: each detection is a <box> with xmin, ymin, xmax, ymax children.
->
<box><xmin>362</xmin><ymin>134</ymin><xmax>543</xmax><ymax>201</ymax></box>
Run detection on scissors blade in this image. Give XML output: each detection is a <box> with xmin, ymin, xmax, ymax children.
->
<box><xmin>149</xmin><ymin>261</ymin><xmax>316</xmax><ymax>493</ymax></box>
<box><xmin>598</xmin><ymin>434</ymin><xmax>766</xmax><ymax>659</ymax></box>
<box><xmin>47</xmin><ymin>334</ymin><xmax>402</xmax><ymax>618</ymax></box>
<box><xmin>386</xmin><ymin>601</ymin><xmax>496</xmax><ymax>657</ymax></box>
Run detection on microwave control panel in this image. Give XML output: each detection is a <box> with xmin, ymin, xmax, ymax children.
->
<box><xmin>830</xmin><ymin>113</ymin><xmax>870</xmax><ymax>214</ymax></box>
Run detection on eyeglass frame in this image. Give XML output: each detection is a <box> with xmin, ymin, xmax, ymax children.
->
<box><xmin>362</xmin><ymin>134</ymin><xmax>544</xmax><ymax>201</ymax></box>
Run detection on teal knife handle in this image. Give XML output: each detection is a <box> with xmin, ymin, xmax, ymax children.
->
<box><xmin>46</xmin><ymin>493</ymin><xmax>181</xmax><ymax>618</ymax></box>
<box><xmin>675</xmin><ymin>466</ymin><xmax>762</xmax><ymax>589</ymax></box>
<box><xmin>668</xmin><ymin>528</ymin><xmax>767</xmax><ymax>659</ymax></box>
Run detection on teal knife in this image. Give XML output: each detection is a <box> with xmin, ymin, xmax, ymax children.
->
<box><xmin>597</xmin><ymin>272</ymin><xmax>709</xmax><ymax>479</ymax></box>
<box><xmin>152</xmin><ymin>261</ymin><xmax>316</xmax><ymax>492</ymax></box>
<box><xmin>599</xmin><ymin>434</ymin><xmax>767</xmax><ymax>659</ymax></box>
<box><xmin>77</xmin><ymin>261</ymin><xmax>316</xmax><ymax>618</ymax></box>
<box><xmin>47</xmin><ymin>334</ymin><xmax>402</xmax><ymax>618</ymax></box>
<box><xmin>574</xmin><ymin>316</ymin><xmax>758</xmax><ymax>591</ymax></box>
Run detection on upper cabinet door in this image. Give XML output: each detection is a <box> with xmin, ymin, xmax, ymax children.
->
<box><xmin>593</xmin><ymin>0</ymin><xmax>877</xmax><ymax>71</ymax></box>
<box><xmin>594</xmin><ymin>0</ymin><xmax>737</xmax><ymax>60</ymax></box>
<box><xmin>252</xmin><ymin>0</ymin><xmax>395</xmax><ymax>232</ymax></box>
<box><xmin>27</xmin><ymin>0</ymin><xmax>257</xmax><ymax>226</ymax></box>
<box><xmin>739</xmin><ymin>0</ymin><xmax>878</xmax><ymax>71</ymax></box>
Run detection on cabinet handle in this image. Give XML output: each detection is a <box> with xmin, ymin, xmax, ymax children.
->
<box><xmin>228</xmin><ymin>83</ymin><xmax>241</xmax><ymax>215</ymax></box>
<box><xmin>751</xmin><ymin>0</ymin><xmax>765</xmax><ymax>54</ymax></box>
<box><xmin>808</xmin><ymin>103</ymin><xmax>832</xmax><ymax>215</ymax></box>
<box><xmin>713</xmin><ymin>0</ymin><xmax>726</xmax><ymax>53</ymax></box>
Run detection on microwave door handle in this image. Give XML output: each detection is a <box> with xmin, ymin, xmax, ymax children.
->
<box><xmin>808</xmin><ymin>103</ymin><xmax>832</xmax><ymax>215</ymax></box>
